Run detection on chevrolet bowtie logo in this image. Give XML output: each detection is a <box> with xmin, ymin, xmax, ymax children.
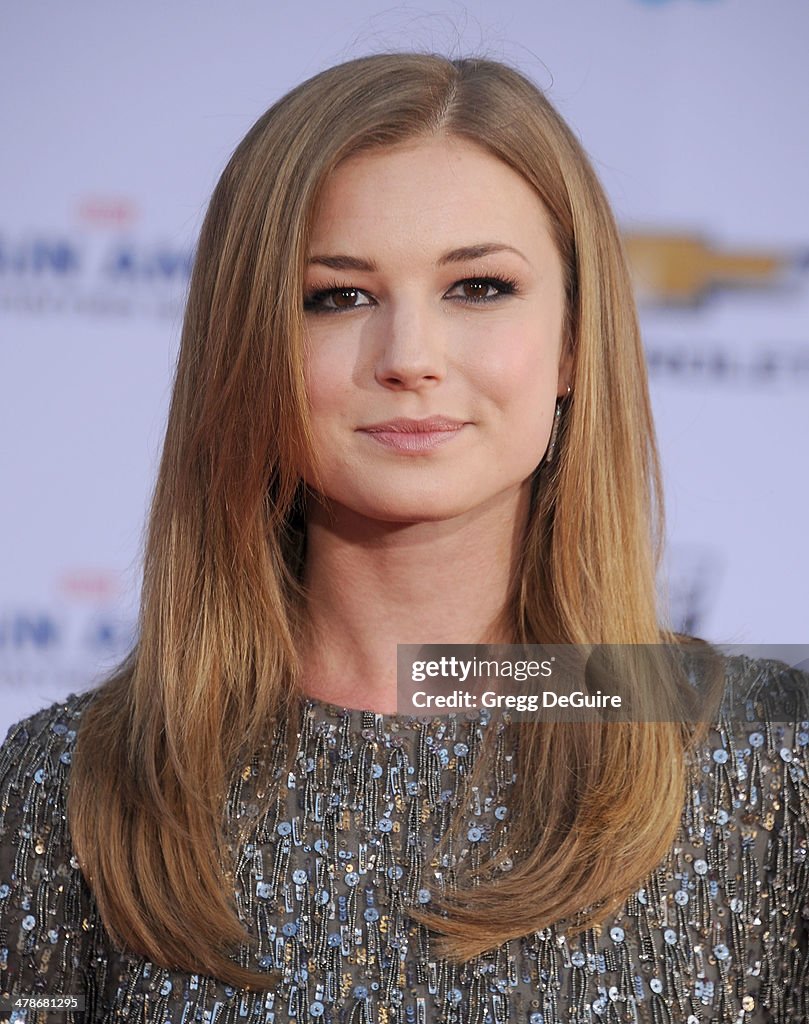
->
<box><xmin>622</xmin><ymin>233</ymin><xmax>809</xmax><ymax>307</ymax></box>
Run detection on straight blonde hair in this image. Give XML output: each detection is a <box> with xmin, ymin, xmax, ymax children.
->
<box><xmin>68</xmin><ymin>52</ymin><xmax>714</xmax><ymax>988</ymax></box>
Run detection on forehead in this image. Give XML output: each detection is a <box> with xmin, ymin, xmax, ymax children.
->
<box><xmin>307</xmin><ymin>135</ymin><xmax>556</xmax><ymax>258</ymax></box>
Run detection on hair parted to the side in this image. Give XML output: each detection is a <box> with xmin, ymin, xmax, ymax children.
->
<box><xmin>68</xmin><ymin>51</ymin><xmax>721</xmax><ymax>989</ymax></box>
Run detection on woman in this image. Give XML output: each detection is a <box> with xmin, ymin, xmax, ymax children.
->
<box><xmin>1</xmin><ymin>52</ymin><xmax>806</xmax><ymax>1023</ymax></box>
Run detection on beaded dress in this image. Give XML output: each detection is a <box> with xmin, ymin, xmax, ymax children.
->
<box><xmin>0</xmin><ymin>655</ymin><xmax>807</xmax><ymax>1024</ymax></box>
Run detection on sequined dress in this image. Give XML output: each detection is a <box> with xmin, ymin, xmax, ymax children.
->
<box><xmin>1</xmin><ymin>655</ymin><xmax>807</xmax><ymax>1023</ymax></box>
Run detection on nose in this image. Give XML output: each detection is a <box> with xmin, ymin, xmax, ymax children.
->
<box><xmin>373</xmin><ymin>298</ymin><xmax>446</xmax><ymax>391</ymax></box>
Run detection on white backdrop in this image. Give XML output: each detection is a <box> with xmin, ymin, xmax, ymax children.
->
<box><xmin>2</xmin><ymin>0</ymin><xmax>808</xmax><ymax>733</ymax></box>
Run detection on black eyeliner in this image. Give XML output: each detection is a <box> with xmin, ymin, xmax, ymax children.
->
<box><xmin>303</xmin><ymin>274</ymin><xmax>520</xmax><ymax>313</ymax></box>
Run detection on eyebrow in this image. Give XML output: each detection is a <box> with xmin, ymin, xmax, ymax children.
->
<box><xmin>306</xmin><ymin>242</ymin><xmax>530</xmax><ymax>272</ymax></box>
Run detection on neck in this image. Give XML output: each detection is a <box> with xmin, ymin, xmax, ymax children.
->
<box><xmin>299</xmin><ymin>485</ymin><xmax>530</xmax><ymax>713</ymax></box>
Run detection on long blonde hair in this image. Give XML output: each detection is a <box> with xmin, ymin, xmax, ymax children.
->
<box><xmin>69</xmin><ymin>51</ymin><xmax>710</xmax><ymax>987</ymax></box>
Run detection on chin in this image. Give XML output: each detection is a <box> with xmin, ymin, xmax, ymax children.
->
<box><xmin>343</xmin><ymin>486</ymin><xmax>478</xmax><ymax>525</ymax></box>
<box><xmin>361</xmin><ymin>500</ymin><xmax>471</xmax><ymax>525</ymax></box>
<box><xmin>383</xmin><ymin>508</ymin><xmax>466</xmax><ymax>525</ymax></box>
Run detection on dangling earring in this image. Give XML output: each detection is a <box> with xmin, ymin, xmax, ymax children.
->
<box><xmin>544</xmin><ymin>384</ymin><xmax>572</xmax><ymax>464</ymax></box>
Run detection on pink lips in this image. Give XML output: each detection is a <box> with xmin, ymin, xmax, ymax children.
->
<box><xmin>358</xmin><ymin>416</ymin><xmax>467</xmax><ymax>453</ymax></box>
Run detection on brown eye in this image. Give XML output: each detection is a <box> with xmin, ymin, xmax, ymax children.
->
<box><xmin>303</xmin><ymin>285</ymin><xmax>374</xmax><ymax>313</ymax></box>
<box><xmin>331</xmin><ymin>288</ymin><xmax>360</xmax><ymax>308</ymax></box>
<box><xmin>461</xmin><ymin>281</ymin><xmax>492</xmax><ymax>300</ymax></box>
<box><xmin>446</xmin><ymin>277</ymin><xmax>518</xmax><ymax>304</ymax></box>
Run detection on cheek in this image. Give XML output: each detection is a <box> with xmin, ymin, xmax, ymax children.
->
<box><xmin>468</xmin><ymin>332</ymin><xmax>560</xmax><ymax>413</ymax></box>
<box><xmin>304</xmin><ymin>349</ymin><xmax>352</xmax><ymax>428</ymax></box>
<box><xmin>465</xmin><ymin>333</ymin><xmax>560</xmax><ymax>465</ymax></box>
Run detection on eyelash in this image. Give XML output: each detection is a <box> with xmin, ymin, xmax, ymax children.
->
<box><xmin>302</xmin><ymin>275</ymin><xmax>520</xmax><ymax>314</ymax></box>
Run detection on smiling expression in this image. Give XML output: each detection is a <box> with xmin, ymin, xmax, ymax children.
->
<box><xmin>302</xmin><ymin>134</ymin><xmax>571</xmax><ymax>525</ymax></box>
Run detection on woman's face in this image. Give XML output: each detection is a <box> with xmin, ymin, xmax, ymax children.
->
<box><xmin>302</xmin><ymin>134</ymin><xmax>571</xmax><ymax>526</ymax></box>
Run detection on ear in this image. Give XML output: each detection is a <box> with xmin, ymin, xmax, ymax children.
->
<box><xmin>556</xmin><ymin>338</ymin><xmax>574</xmax><ymax>398</ymax></box>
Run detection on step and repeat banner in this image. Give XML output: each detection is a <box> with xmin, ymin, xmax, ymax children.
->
<box><xmin>2</xmin><ymin>0</ymin><xmax>807</xmax><ymax>732</ymax></box>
